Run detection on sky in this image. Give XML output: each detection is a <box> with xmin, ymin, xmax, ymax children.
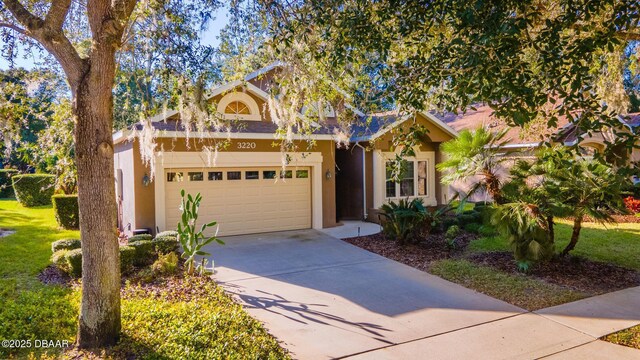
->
<box><xmin>0</xmin><ymin>6</ymin><xmax>230</xmax><ymax>70</ymax></box>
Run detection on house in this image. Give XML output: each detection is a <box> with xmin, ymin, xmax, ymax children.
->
<box><xmin>113</xmin><ymin>65</ymin><xmax>458</xmax><ymax>237</ymax></box>
<box><xmin>434</xmin><ymin>105</ymin><xmax>640</xmax><ymax>200</ymax></box>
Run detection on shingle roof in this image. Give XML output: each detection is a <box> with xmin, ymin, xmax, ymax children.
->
<box><xmin>430</xmin><ymin>105</ymin><xmax>571</xmax><ymax>145</ymax></box>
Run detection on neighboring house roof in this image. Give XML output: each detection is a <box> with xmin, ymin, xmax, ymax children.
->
<box><xmin>431</xmin><ymin>104</ymin><xmax>571</xmax><ymax>147</ymax></box>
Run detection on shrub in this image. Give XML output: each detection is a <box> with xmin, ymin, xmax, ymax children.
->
<box><xmin>478</xmin><ymin>224</ymin><xmax>498</xmax><ymax>237</ymax></box>
<box><xmin>64</xmin><ymin>248</ymin><xmax>83</xmax><ymax>278</ymax></box>
<box><xmin>152</xmin><ymin>252</ymin><xmax>179</xmax><ymax>275</ymax></box>
<box><xmin>0</xmin><ymin>169</ymin><xmax>18</xmax><ymax>198</ymax></box>
<box><xmin>51</xmin><ymin>250</ymin><xmax>69</xmax><ymax>272</ymax></box>
<box><xmin>52</xmin><ymin>195</ymin><xmax>79</xmax><ymax>229</ymax></box>
<box><xmin>464</xmin><ymin>223</ymin><xmax>481</xmax><ymax>233</ymax></box>
<box><xmin>156</xmin><ymin>230</ymin><xmax>178</xmax><ymax>238</ymax></box>
<box><xmin>51</xmin><ymin>238</ymin><xmax>81</xmax><ymax>253</ymax></box>
<box><xmin>153</xmin><ymin>235</ymin><xmax>179</xmax><ymax>254</ymax></box>
<box><xmin>380</xmin><ymin>198</ymin><xmax>427</xmax><ymax>245</ymax></box>
<box><xmin>11</xmin><ymin>174</ymin><xmax>55</xmax><ymax>207</ymax></box>
<box><xmin>120</xmin><ymin>246</ymin><xmax>136</xmax><ymax>274</ymax></box>
<box><xmin>442</xmin><ymin>216</ymin><xmax>459</xmax><ymax>230</ymax></box>
<box><xmin>444</xmin><ymin>225</ymin><xmax>461</xmax><ymax>249</ymax></box>
<box><xmin>128</xmin><ymin>240</ymin><xmax>155</xmax><ymax>266</ymax></box>
<box><xmin>128</xmin><ymin>234</ymin><xmax>152</xmax><ymax>243</ymax></box>
<box><xmin>624</xmin><ymin>196</ymin><xmax>640</xmax><ymax>213</ymax></box>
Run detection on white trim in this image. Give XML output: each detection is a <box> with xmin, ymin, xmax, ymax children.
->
<box><xmin>114</xmin><ymin>129</ymin><xmax>336</xmax><ymax>144</ymax></box>
<box><xmin>361</xmin><ymin>111</ymin><xmax>459</xmax><ymax>142</ymax></box>
<box><xmin>244</xmin><ymin>61</ymin><xmax>284</xmax><ymax>81</ymax></box>
<box><xmin>373</xmin><ymin>149</ymin><xmax>437</xmax><ymax>208</ymax></box>
<box><xmin>154</xmin><ymin>151</ymin><xmax>324</xmax><ymax>232</ymax></box>
<box><xmin>217</xmin><ymin>92</ymin><xmax>262</xmax><ymax>121</ymax></box>
<box><xmin>419</xmin><ymin>111</ymin><xmax>460</xmax><ymax>138</ymax></box>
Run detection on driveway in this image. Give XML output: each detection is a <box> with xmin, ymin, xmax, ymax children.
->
<box><xmin>205</xmin><ymin>230</ymin><xmax>640</xmax><ymax>359</ymax></box>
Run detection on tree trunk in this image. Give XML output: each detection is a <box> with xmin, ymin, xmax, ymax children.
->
<box><xmin>74</xmin><ymin>62</ymin><xmax>121</xmax><ymax>348</ymax></box>
<box><xmin>561</xmin><ymin>215</ymin><xmax>582</xmax><ymax>256</ymax></box>
<box><xmin>546</xmin><ymin>215</ymin><xmax>555</xmax><ymax>245</ymax></box>
<box><xmin>483</xmin><ymin>170</ymin><xmax>504</xmax><ymax>204</ymax></box>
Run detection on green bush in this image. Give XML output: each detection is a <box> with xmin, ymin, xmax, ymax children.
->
<box><xmin>0</xmin><ymin>169</ymin><xmax>18</xmax><ymax>198</ymax></box>
<box><xmin>51</xmin><ymin>238</ymin><xmax>81</xmax><ymax>252</ymax></box>
<box><xmin>52</xmin><ymin>195</ymin><xmax>79</xmax><ymax>229</ymax></box>
<box><xmin>12</xmin><ymin>174</ymin><xmax>55</xmax><ymax>207</ymax></box>
<box><xmin>120</xmin><ymin>245</ymin><xmax>136</xmax><ymax>274</ymax></box>
<box><xmin>151</xmin><ymin>252</ymin><xmax>179</xmax><ymax>275</ymax></box>
<box><xmin>153</xmin><ymin>235</ymin><xmax>179</xmax><ymax>254</ymax></box>
<box><xmin>464</xmin><ymin>223</ymin><xmax>482</xmax><ymax>233</ymax></box>
<box><xmin>478</xmin><ymin>224</ymin><xmax>498</xmax><ymax>237</ymax></box>
<box><xmin>445</xmin><ymin>225</ymin><xmax>461</xmax><ymax>240</ymax></box>
<box><xmin>156</xmin><ymin>230</ymin><xmax>178</xmax><ymax>238</ymax></box>
<box><xmin>442</xmin><ymin>216</ymin><xmax>459</xmax><ymax>230</ymax></box>
<box><xmin>128</xmin><ymin>234</ymin><xmax>152</xmax><ymax>243</ymax></box>
<box><xmin>128</xmin><ymin>240</ymin><xmax>155</xmax><ymax>266</ymax></box>
<box><xmin>65</xmin><ymin>248</ymin><xmax>83</xmax><ymax>278</ymax></box>
<box><xmin>380</xmin><ymin>198</ymin><xmax>428</xmax><ymax>245</ymax></box>
<box><xmin>51</xmin><ymin>250</ymin><xmax>70</xmax><ymax>272</ymax></box>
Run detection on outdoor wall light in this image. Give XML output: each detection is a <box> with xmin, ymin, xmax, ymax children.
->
<box><xmin>142</xmin><ymin>173</ymin><xmax>151</xmax><ymax>187</ymax></box>
<box><xmin>325</xmin><ymin>169</ymin><xmax>332</xmax><ymax>180</ymax></box>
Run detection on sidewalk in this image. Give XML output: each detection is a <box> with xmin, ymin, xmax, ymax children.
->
<box><xmin>346</xmin><ymin>286</ymin><xmax>640</xmax><ymax>359</ymax></box>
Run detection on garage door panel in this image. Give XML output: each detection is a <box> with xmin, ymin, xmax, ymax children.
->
<box><xmin>165</xmin><ymin>167</ymin><xmax>311</xmax><ymax>236</ymax></box>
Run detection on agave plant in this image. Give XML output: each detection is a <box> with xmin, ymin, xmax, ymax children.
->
<box><xmin>176</xmin><ymin>189</ymin><xmax>225</xmax><ymax>275</ymax></box>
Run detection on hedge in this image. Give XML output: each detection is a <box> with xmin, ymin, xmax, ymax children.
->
<box><xmin>52</xmin><ymin>195</ymin><xmax>79</xmax><ymax>229</ymax></box>
<box><xmin>128</xmin><ymin>240</ymin><xmax>156</xmax><ymax>266</ymax></box>
<box><xmin>65</xmin><ymin>248</ymin><xmax>83</xmax><ymax>278</ymax></box>
<box><xmin>128</xmin><ymin>234</ymin><xmax>153</xmax><ymax>243</ymax></box>
<box><xmin>120</xmin><ymin>246</ymin><xmax>137</xmax><ymax>274</ymax></box>
<box><xmin>153</xmin><ymin>235</ymin><xmax>179</xmax><ymax>254</ymax></box>
<box><xmin>12</xmin><ymin>174</ymin><xmax>55</xmax><ymax>207</ymax></box>
<box><xmin>0</xmin><ymin>169</ymin><xmax>18</xmax><ymax>198</ymax></box>
<box><xmin>51</xmin><ymin>238</ymin><xmax>81</xmax><ymax>253</ymax></box>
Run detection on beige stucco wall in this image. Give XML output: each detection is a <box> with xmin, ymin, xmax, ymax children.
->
<box><xmin>125</xmin><ymin>137</ymin><xmax>338</xmax><ymax>232</ymax></box>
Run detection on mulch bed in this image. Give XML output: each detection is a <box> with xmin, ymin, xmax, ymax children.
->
<box><xmin>343</xmin><ymin>231</ymin><xmax>476</xmax><ymax>272</ymax></box>
<box><xmin>344</xmin><ymin>231</ymin><xmax>640</xmax><ymax>297</ymax></box>
<box><xmin>37</xmin><ymin>265</ymin><xmax>73</xmax><ymax>286</ymax></box>
<box><xmin>467</xmin><ymin>251</ymin><xmax>640</xmax><ymax>295</ymax></box>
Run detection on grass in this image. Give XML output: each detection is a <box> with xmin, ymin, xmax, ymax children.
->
<box><xmin>0</xmin><ymin>200</ymin><xmax>289</xmax><ymax>359</ymax></box>
<box><xmin>430</xmin><ymin>259</ymin><xmax>585</xmax><ymax>310</ymax></box>
<box><xmin>603</xmin><ymin>325</ymin><xmax>640</xmax><ymax>350</ymax></box>
<box><xmin>468</xmin><ymin>218</ymin><xmax>640</xmax><ymax>270</ymax></box>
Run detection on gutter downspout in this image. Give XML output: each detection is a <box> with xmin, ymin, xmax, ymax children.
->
<box><xmin>355</xmin><ymin>142</ymin><xmax>368</xmax><ymax>220</ymax></box>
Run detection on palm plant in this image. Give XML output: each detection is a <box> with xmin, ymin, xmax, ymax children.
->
<box><xmin>437</xmin><ymin>127</ymin><xmax>510</xmax><ymax>204</ymax></box>
<box><xmin>379</xmin><ymin>198</ymin><xmax>427</xmax><ymax>245</ymax></box>
<box><xmin>491</xmin><ymin>202</ymin><xmax>554</xmax><ymax>271</ymax></box>
<box><xmin>538</xmin><ymin>150</ymin><xmax>628</xmax><ymax>256</ymax></box>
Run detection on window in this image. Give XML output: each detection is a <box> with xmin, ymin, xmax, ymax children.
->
<box><xmin>385</xmin><ymin>161</ymin><xmax>421</xmax><ymax>198</ymax></box>
<box><xmin>246</xmin><ymin>171</ymin><xmax>259</xmax><ymax>180</ymax></box>
<box><xmin>227</xmin><ymin>171</ymin><xmax>241</xmax><ymax>180</ymax></box>
<box><xmin>263</xmin><ymin>170</ymin><xmax>277</xmax><ymax>179</ymax></box>
<box><xmin>417</xmin><ymin>161</ymin><xmax>428</xmax><ymax>196</ymax></box>
<box><xmin>167</xmin><ymin>172</ymin><xmax>183</xmax><ymax>182</ymax></box>
<box><xmin>399</xmin><ymin>161</ymin><xmax>414</xmax><ymax>196</ymax></box>
<box><xmin>188</xmin><ymin>172</ymin><xmax>203</xmax><ymax>181</ymax></box>
<box><xmin>296</xmin><ymin>170</ymin><xmax>309</xmax><ymax>178</ymax></box>
<box><xmin>208</xmin><ymin>171</ymin><xmax>223</xmax><ymax>181</ymax></box>
<box><xmin>280</xmin><ymin>170</ymin><xmax>293</xmax><ymax>179</ymax></box>
<box><xmin>225</xmin><ymin>101</ymin><xmax>251</xmax><ymax>115</ymax></box>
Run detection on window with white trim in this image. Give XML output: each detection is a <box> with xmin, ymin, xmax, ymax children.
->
<box><xmin>385</xmin><ymin>160</ymin><xmax>429</xmax><ymax>198</ymax></box>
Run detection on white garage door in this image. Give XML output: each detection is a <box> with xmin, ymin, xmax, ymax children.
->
<box><xmin>164</xmin><ymin>167</ymin><xmax>312</xmax><ymax>236</ymax></box>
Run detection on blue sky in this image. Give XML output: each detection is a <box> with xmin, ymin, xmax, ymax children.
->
<box><xmin>0</xmin><ymin>6</ymin><xmax>229</xmax><ymax>70</ymax></box>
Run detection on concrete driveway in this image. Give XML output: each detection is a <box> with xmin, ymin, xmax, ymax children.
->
<box><xmin>206</xmin><ymin>230</ymin><xmax>640</xmax><ymax>359</ymax></box>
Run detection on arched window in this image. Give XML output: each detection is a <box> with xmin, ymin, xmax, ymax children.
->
<box><xmin>225</xmin><ymin>101</ymin><xmax>251</xmax><ymax>115</ymax></box>
<box><xmin>217</xmin><ymin>92</ymin><xmax>261</xmax><ymax>121</ymax></box>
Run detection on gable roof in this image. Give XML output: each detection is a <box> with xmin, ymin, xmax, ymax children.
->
<box><xmin>349</xmin><ymin>111</ymin><xmax>458</xmax><ymax>142</ymax></box>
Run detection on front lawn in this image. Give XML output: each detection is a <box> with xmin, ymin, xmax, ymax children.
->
<box><xmin>0</xmin><ymin>200</ymin><xmax>288</xmax><ymax>359</ymax></box>
<box><xmin>469</xmin><ymin>219</ymin><xmax>640</xmax><ymax>270</ymax></box>
<box><xmin>603</xmin><ymin>325</ymin><xmax>640</xmax><ymax>350</ymax></box>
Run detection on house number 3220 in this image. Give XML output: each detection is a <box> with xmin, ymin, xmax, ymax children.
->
<box><xmin>237</xmin><ymin>142</ymin><xmax>257</xmax><ymax>149</ymax></box>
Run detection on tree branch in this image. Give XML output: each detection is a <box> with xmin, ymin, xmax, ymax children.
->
<box><xmin>616</xmin><ymin>31</ymin><xmax>640</xmax><ymax>41</ymax></box>
<box><xmin>2</xmin><ymin>0</ymin><xmax>44</xmax><ymax>30</ymax></box>
<box><xmin>0</xmin><ymin>21</ymin><xmax>26</xmax><ymax>35</ymax></box>
<box><xmin>44</xmin><ymin>0</ymin><xmax>72</xmax><ymax>30</ymax></box>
